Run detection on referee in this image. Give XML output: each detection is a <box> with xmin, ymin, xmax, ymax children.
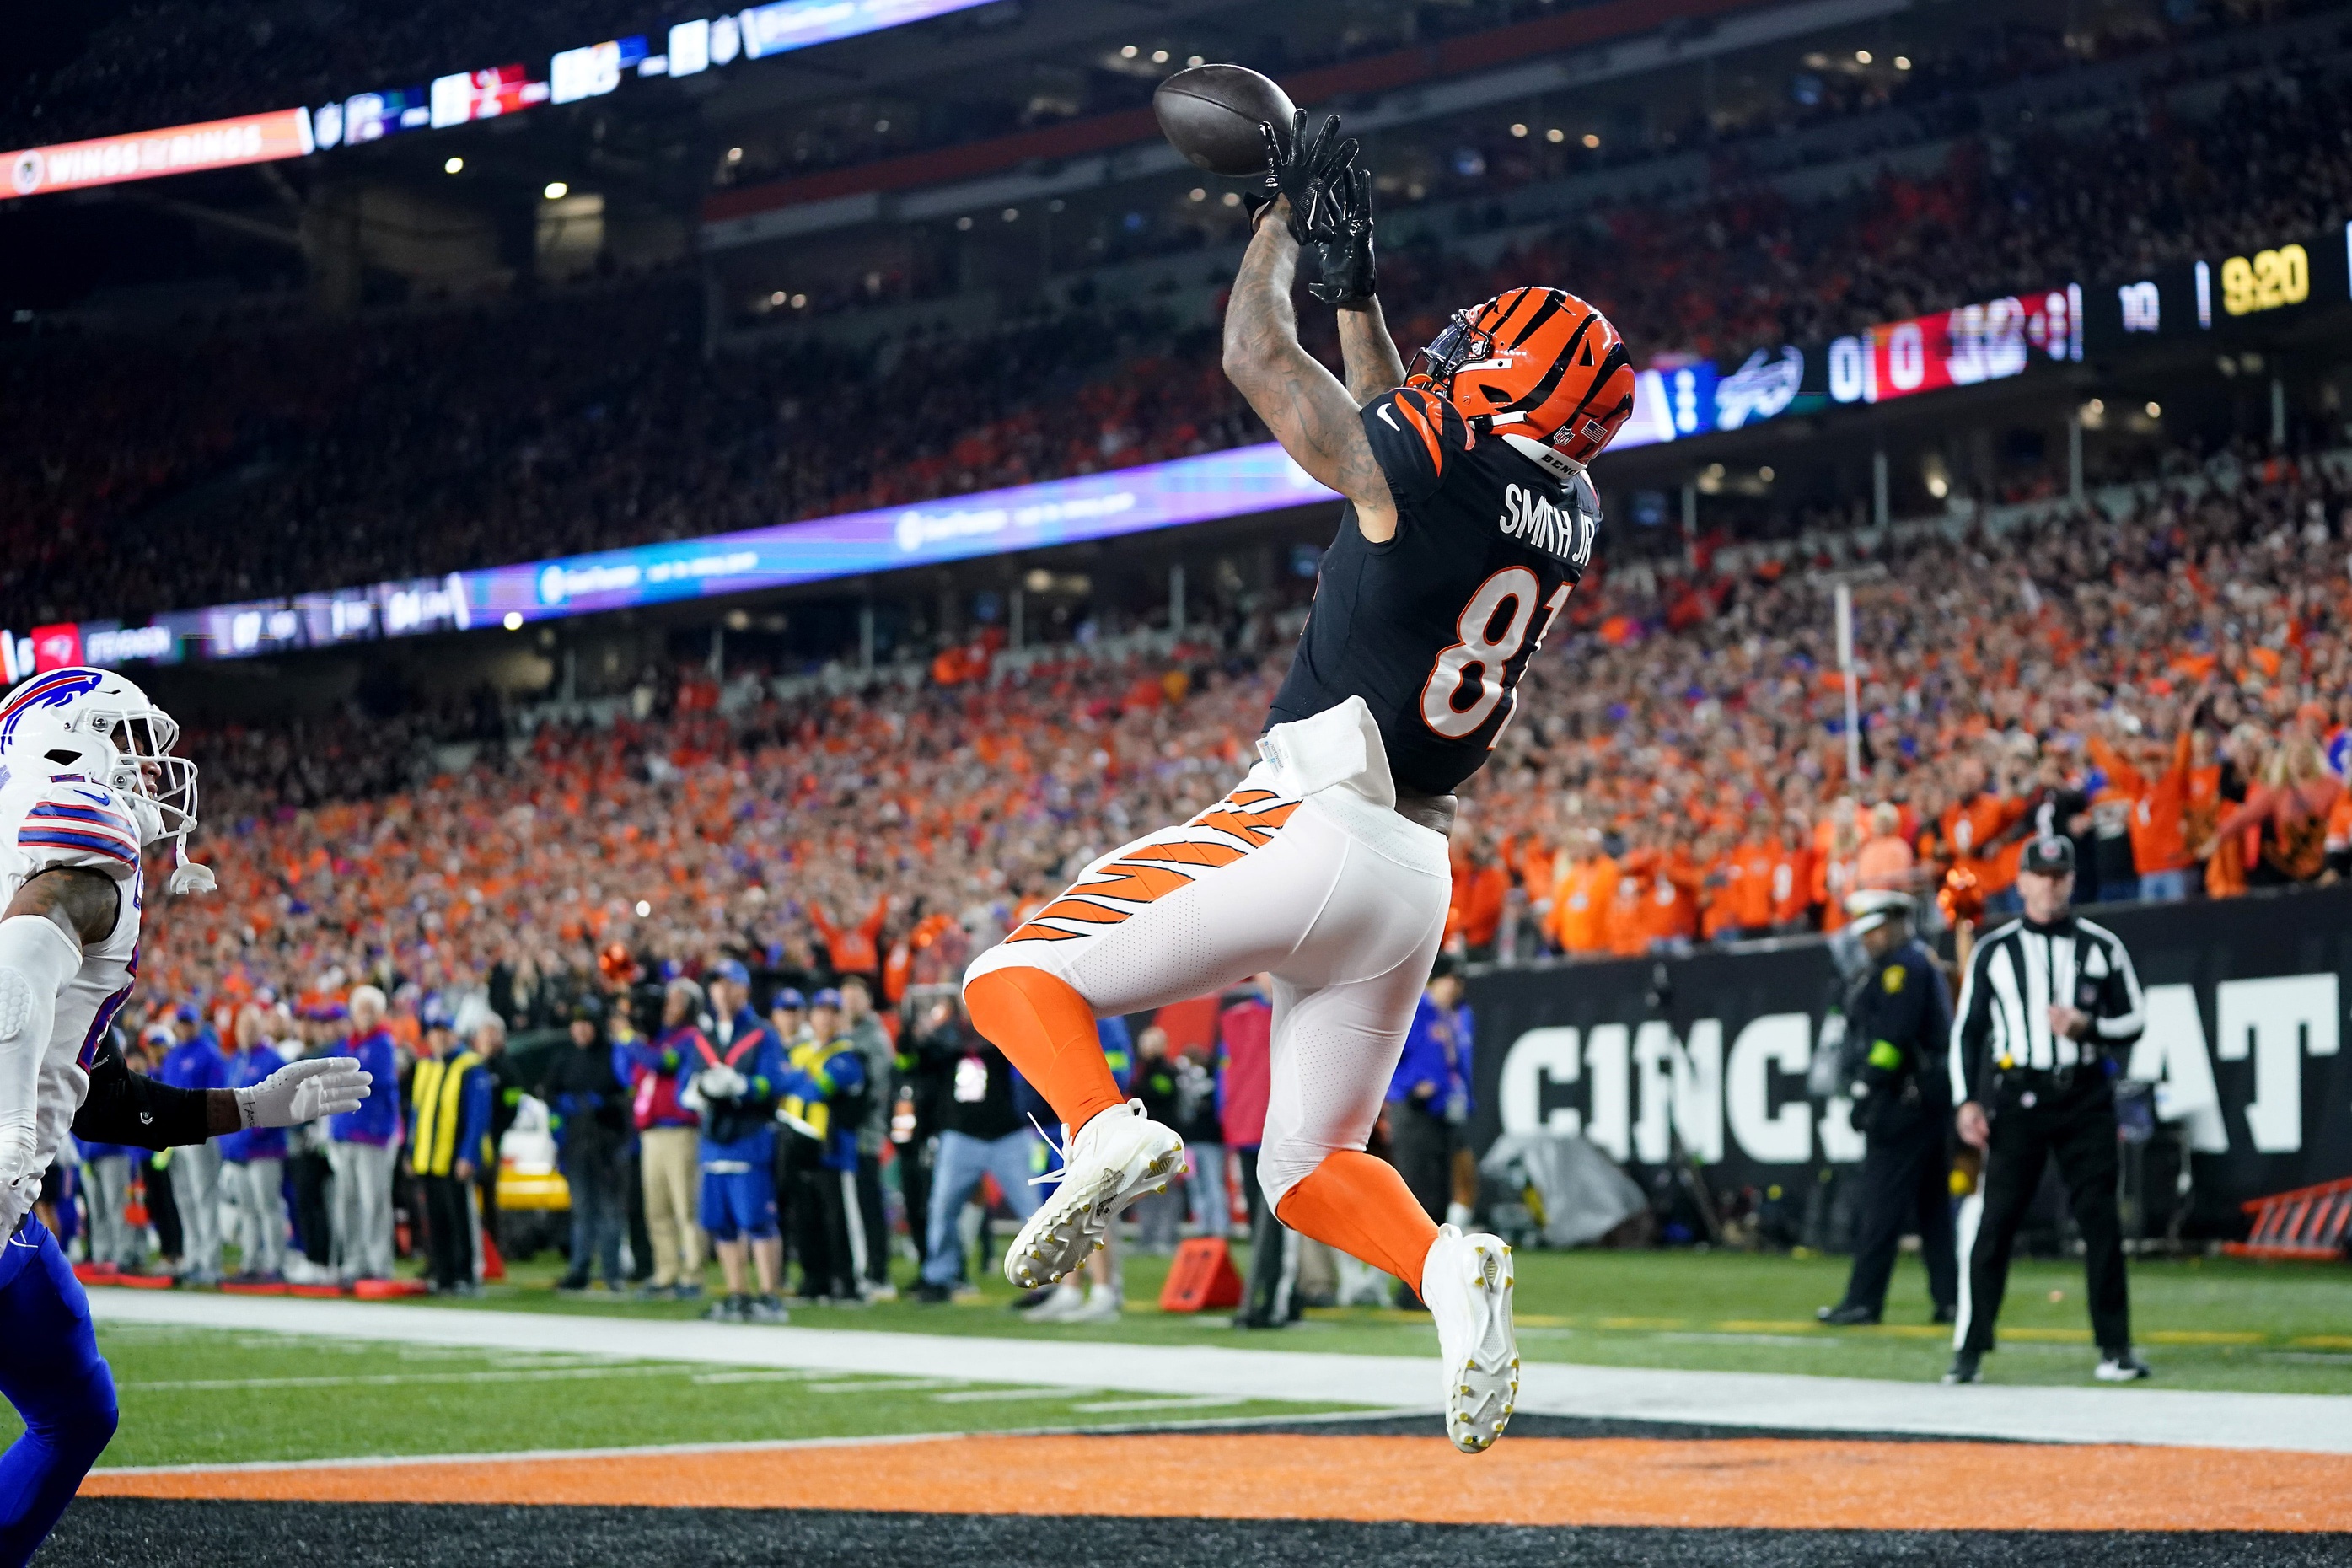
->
<box><xmin>1946</xmin><ymin>836</ymin><xmax>2150</xmax><ymax>1385</ymax></box>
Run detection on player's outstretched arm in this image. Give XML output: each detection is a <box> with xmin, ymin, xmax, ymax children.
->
<box><xmin>1336</xmin><ymin>300</ymin><xmax>1406</xmax><ymax>408</ymax></box>
<box><xmin>1222</xmin><ymin>203</ymin><xmax>1398</xmax><ymax>542</ymax></box>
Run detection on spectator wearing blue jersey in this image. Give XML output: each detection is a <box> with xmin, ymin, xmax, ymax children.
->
<box><xmin>690</xmin><ymin>961</ymin><xmax>789</xmax><ymax>1323</ymax></box>
<box><xmin>157</xmin><ymin>1004</ymin><xmax>227</xmax><ymax>1284</ymax></box>
<box><xmin>218</xmin><ymin>1007</ymin><xmax>290</xmax><ymax>1281</ymax></box>
<box><xmin>327</xmin><ymin>985</ymin><xmax>401</xmax><ymax>1284</ymax></box>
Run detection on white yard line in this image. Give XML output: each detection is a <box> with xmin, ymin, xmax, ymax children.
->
<box><xmin>86</xmin><ymin>1290</ymin><xmax>2352</xmax><ymax>1454</ymax></box>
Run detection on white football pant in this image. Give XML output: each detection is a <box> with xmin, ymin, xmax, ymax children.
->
<box><xmin>967</xmin><ymin>697</ymin><xmax>1449</xmax><ymax>1209</ymax></box>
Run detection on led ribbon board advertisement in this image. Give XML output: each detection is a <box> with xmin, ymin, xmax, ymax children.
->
<box><xmin>19</xmin><ymin>443</ymin><xmax>1337</xmax><ymax>669</ymax></box>
<box><xmin>5</xmin><ymin>108</ymin><xmax>316</xmax><ymax>197</ymax></box>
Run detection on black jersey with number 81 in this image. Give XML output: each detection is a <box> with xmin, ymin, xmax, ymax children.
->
<box><xmin>1265</xmin><ymin>386</ymin><xmax>1600</xmax><ymax>797</ymax></box>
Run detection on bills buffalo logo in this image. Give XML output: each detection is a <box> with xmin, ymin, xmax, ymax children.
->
<box><xmin>0</xmin><ymin>669</ymin><xmax>106</xmax><ymax>750</ymax></box>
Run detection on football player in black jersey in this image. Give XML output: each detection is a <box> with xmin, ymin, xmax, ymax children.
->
<box><xmin>959</xmin><ymin>111</ymin><xmax>1634</xmax><ymax>1455</ymax></box>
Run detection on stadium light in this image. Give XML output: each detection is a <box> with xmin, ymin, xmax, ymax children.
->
<box><xmin>1510</xmin><ymin>123</ymin><xmax>1528</xmax><ymax>137</ymax></box>
<box><xmin>1152</xmin><ymin>49</ymin><xmax>1168</xmax><ymax>63</ymax></box>
<box><xmin>2145</xmin><ymin>401</ymin><xmax>2162</xmax><ymax>418</ymax></box>
<box><xmin>1895</xmin><ymin>56</ymin><xmax>1912</xmax><ymax>70</ymax></box>
<box><xmin>1581</xmin><ymin>132</ymin><xmax>1600</xmax><ymax>148</ymax></box>
<box><xmin>1856</xmin><ymin>49</ymin><xmax>1872</xmax><ymax>64</ymax></box>
<box><xmin>502</xmin><ymin>611</ymin><xmax>524</xmax><ymax>631</ymax></box>
<box><xmin>543</xmin><ymin>180</ymin><xmax>568</xmax><ymax>199</ymax></box>
<box><xmin>1545</xmin><ymin>127</ymin><xmax>1565</xmax><ymax>143</ymax></box>
<box><xmin>1120</xmin><ymin>44</ymin><xmax>1138</xmax><ymax>57</ymax></box>
<box><xmin>1188</xmin><ymin>54</ymin><xmax>1204</xmax><ymax>67</ymax></box>
<box><xmin>443</xmin><ymin>156</ymin><xmax>464</xmax><ymax>175</ymax></box>
<box><xmin>635</xmin><ymin>899</ymin><xmax>652</xmax><ymax>917</ymax></box>
<box><xmin>1189</xmin><ymin>187</ymin><xmax>1206</xmax><ymax>201</ymax></box>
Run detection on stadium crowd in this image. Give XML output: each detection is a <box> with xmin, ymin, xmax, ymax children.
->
<box><xmin>120</xmin><ymin>442</ymin><xmax>2352</xmax><ymax>1037</ymax></box>
<box><xmin>10</xmin><ymin>41</ymin><xmax>2351</xmax><ymax>625</ymax></box>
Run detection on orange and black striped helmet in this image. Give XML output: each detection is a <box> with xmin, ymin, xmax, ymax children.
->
<box><xmin>1406</xmin><ymin>287</ymin><xmax>1634</xmax><ymax>467</ymax></box>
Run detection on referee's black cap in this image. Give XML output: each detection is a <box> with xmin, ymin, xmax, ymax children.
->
<box><xmin>2022</xmin><ymin>835</ymin><xmax>2075</xmax><ymax>875</ymax></box>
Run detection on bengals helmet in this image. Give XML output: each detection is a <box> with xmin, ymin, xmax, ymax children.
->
<box><xmin>1407</xmin><ymin>287</ymin><xmax>1634</xmax><ymax>468</ymax></box>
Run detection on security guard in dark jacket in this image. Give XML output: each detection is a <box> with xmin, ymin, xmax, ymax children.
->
<box><xmin>1818</xmin><ymin>890</ymin><xmax>1958</xmax><ymax>1327</ymax></box>
<box><xmin>1946</xmin><ymin>836</ymin><xmax>2150</xmax><ymax>1385</ymax></box>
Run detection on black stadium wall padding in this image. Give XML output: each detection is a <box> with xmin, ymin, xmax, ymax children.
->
<box><xmin>1463</xmin><ymin>886</ymin><xmax>2352</xmax><ymax>1231</ymax></box>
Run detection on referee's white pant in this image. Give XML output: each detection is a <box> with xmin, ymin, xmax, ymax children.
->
<box><xmin>966</xmin><ymin>696</ymin><xmax>1449</xmax><ymax>1211</ymax></box>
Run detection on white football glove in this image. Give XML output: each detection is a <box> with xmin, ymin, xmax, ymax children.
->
<box><xmin>697</xmin><ymin>1065</ymin><xmax>748</xmax><ymax>1102</ymax></box>
<box><xmin>237</xmin><ymin>1055</ymin><xmax>372</xmax><ymax>1130</ymax></box>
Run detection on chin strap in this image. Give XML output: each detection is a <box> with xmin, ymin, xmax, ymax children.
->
<box><xmin>167</xmin><ymin>834</ymin><xmax>215</xmax><ymax>897</ymax></box>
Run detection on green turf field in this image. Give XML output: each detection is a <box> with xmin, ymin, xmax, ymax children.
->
<box><xmin>45</xmin><ymin>1243</ymin><xmax>2352</xmax><ymax>1469</ymax></box>
<box><xmin>325</xmin><ymin>1243</ymin><xmax>2352</xmax><ymax>1393</ymax></box>
<box><xmin>87</xmin><ymin>1321</ymin><xmax>1356</xmax><ymax>1469</ymax></box>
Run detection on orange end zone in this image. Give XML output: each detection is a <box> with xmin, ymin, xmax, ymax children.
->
<box><xmin>83</xmin><ymin>1434</ymin><xmax>2352</xmax><ymax>1533</ymax></box>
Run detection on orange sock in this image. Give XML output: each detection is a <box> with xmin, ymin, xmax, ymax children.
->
<box><xmin>1275</xmin><ymin>1151</ymin><xmax>1442</xmax><ymax>1286</ymax></box>
<box><xmin>964</xmin><ymin>967</ymin><xmax>1128</xmax><ymax>1135</ymax></box>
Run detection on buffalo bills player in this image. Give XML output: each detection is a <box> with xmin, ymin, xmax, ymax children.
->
<box><xmin>959</xmin><ymin>114</ymin><xmax>1633</xmax><ymax>1453</ymax></box>
<box><xmin>0</xmin><ymin>667</ymin><xmax>371</xmax><ymax>1563</ymax></box>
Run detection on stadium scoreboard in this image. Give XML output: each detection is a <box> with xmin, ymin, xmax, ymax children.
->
<box><xmin>2092</xmin><ymin>224</ymin><xmax>2351</xmax><ymax>344</ymax></box>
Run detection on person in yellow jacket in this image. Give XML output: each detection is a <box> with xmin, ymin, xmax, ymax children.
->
<box><xmin>408</xmin><ymin>1001</ymin><xmax>491</xmax><ymax>1296</ymax></box>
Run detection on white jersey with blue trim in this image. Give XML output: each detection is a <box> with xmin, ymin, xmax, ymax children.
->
<box><xmin>0</xmin><ymin>768</ymin><xmax>143</xmax><ymax>1168</ymax></box>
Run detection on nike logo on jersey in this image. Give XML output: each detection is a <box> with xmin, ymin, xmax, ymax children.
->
<box><xmin>71</xmin><ymin>787</ymin><xmax>110</xmax><ymax>806</ymax></box>
<box><xmin>1500</xmin><ymin>482</ymin><xmax>1594</xmax><ymax>572</ymax></box>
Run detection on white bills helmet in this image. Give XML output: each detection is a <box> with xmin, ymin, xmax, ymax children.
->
<box><xmin>0</xmin><ymin>669</ymin><xmax>206</xmax><ymax>888</ymax></box>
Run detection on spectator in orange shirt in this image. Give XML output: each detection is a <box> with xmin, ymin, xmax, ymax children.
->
<box><xmin>2088</xmin><ymin>723</ymin><xmax>2195</xmax><ymax>902</ymax></box>
<box><xmin>2202</xmin><ymin>736</ymin><xmax>2343</xmax><ymax>888</ymax></box>
<box><xmin>1813</xmin><ymin>803</ymin><xmax>1864</xmax><ymax>933</ymax></box>
<box><xmin>1446</xmin><ymin>827</ymin><xmax>1510</xmax><ymax>959</ymax></box>
<box><xmin>1637</xmin><ymin>831</ymin><xmax>1703</xmax><ymax>952</ymax></box>
<box><xmin>1770</xmin><ymin>808</ymin><xmax>1818</xmax><ymax>933</ymax></box>
<box><xmin>1718</xmin><ymin>814</ymin><xmax>1780</xmax><ymax>942</ymax></box>
<box><xmin>810</xmin><ymin>889</ymin><xmax>889</xmax><ymax>991</ymax></box>
<box><xmin>1697</xmin><ymin>830</ymin><xmax>1739</xmax><ymax>946</ymax></box>
<box><xmin>1548</xmin><ymin>827</ymin><xmax>1619</xmax><ymax>957</ymax></box>
<box><xmin>1940</xmin><ymin>758</ymin><xmax>2027</xmax><ymax>913</ymax></box>
<box><xmin>1855</xmin><ymin>802</ymin><xmax>1917</xmax><ymax>891</ymax></box>
<box><xmin>1608</xmin><ymin>824</ymin><xmax>1656</xmax><ymax>957</ymax></box>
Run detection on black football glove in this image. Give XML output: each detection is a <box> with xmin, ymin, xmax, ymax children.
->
<box><xmin>1304</xmin><ymin>163</ymin><xmax>1377</xmax><ymax>306</ymax></box>
<box><xmin>1250</xmin><ymin>109</ymin><xmax>1357</xmax><ymax>244</ymax></box>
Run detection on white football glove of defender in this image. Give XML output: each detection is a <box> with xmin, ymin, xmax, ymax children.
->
<box><xmin>236</xmin><ymin>1055</ymin><xmax>372</xmax><ymax>1129</ymax></box>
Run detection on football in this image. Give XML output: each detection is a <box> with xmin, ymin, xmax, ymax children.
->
<box><xmin>1152</xmin><ymin>63</ymin><xmax>1297</xmax><ymax>177</ymax></box>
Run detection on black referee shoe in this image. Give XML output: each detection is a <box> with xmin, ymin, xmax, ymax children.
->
<box><xmin>1817</xmin><ymin>1302</ymin><xmax>1880</xmax><ymax>1327</ymax></box>
<box><xmin>1941</xmin><ymin>1350</ymin><xmax>1982</xmax><ymax>1384</ymax></box>
<box><xmin>2095</xmin><ymin>1351</ymin><xmax>2152</xmax><ymax>1383</ymax></box>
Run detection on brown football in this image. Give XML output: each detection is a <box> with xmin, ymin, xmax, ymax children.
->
<box><xmin>1152</xmin><ymin>64</ymin><xmax>1297</xmax><ymax>177</ymax></box>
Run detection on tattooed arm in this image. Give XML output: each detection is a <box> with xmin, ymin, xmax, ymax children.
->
<box><xmin>1222</xmin><ymin>201</ymin><xmax>1399</xmax><ymax>545</ymax></box>
<box><xmin>1335</xmin><ymin>301</ymin><xmax>1407</xmax><ymax>409</ymax></box>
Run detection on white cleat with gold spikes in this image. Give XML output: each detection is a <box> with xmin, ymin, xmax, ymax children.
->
<box><xmin>1003</xmin><ymin>1098</ymin><xmax>1186</xmax><ymax>1291</ymax></box>
<box><xmin>1422</xmin><ymin>1224</ymin><xmax>1518</xmax><ymax>1454</ymax></box>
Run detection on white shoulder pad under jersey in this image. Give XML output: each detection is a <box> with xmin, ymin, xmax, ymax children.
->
<box><xmin>0</xmin><ymin>770</ymin><xmax>145</xmax><ymax>1166</ymax></box>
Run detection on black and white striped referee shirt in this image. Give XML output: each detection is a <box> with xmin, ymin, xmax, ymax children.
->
<box><xmin>1947</xmin><ymin>915</ymin><xmax>2146</xmax><ymax>1104</ymax></box>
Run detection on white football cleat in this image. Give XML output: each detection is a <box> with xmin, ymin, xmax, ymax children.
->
<box><xmin>1004</xmin><ymin>1099</ymin><xmax>1185</xmax><ymax>1290</ymax></box>
<box><xmin>1423</xmin><ymin>1224</ymin><xmax>1518</xmax><ymax>1455</ymax></box>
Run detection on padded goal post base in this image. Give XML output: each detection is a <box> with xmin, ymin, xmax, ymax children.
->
<box><xmin>1157</xmin><ymin>1237</ymin><xmax>1245</xmax><ymax>1312</ymax></box>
